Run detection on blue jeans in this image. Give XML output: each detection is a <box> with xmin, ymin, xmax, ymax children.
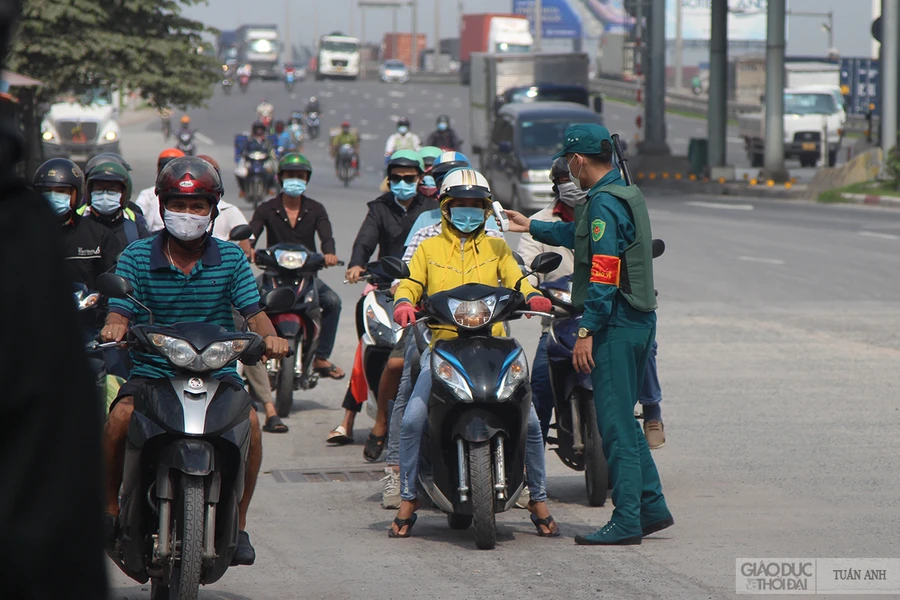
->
<box><xmin>314</xmin><ymin>279</ymin><xmax>341</xmax><ymax>360</ymax></box>
<box><xmin>638</xmin><ymin>339</ymin><xmax>661</xmax><ymax>406</ymax></box>
<box><xmin>385</xmin><ymin>334</ymin><xmax>417</xmax><ymax>466</ymax></box>
<box><xmin>530</xmin><ymin>333</ymin><xmax>553</xmax><ymax>441</ymax></box>
<box><xmin>399</xmin><ymin>348</ymin><xmax>548</xmax><ymax>503</ymax></box>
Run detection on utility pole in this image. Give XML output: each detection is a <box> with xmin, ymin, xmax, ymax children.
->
<box><xmin>881</xmin><ymin>0</ymin><xmax>898</xmax><ymax>153</ymax></box>
<box><xmin>708</xmin><ymin>0</ymin><xmax>727</xmax><ymax>167</ymax></box>
<box><xmin>434</xmin><ymin>0</ymin><xmax>441</xmax><ymax>71</ymax></box>
<box><xmin>674</xmin><ymin>0</ymin><xmax>683</xmax><ymax>91</ymax></box>
<box><xmin>763</xmin><ymin>0</ymin><xmax>788</xmax><ymax>181</ymax></box>
<box><xmin>349</xmin><ymin>0</ymin><xmax>355</xmax><ymax>36</ymax></box>
<box><xmin>534</xmin><ymin>0</ymin><xmax>543</xmax><ymax>51</ymax></box>
<box><xmin>411</xmin><ymin>0</ymin><xmax>419</xmax><ymax>72</ymax></box>
<box><xmin>641</xmin><ymin>0</ymin><xmax>669</xmax><ymax>154</ymax></box>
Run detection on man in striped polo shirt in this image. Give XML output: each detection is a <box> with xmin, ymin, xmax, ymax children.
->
<box><xmin>101</xmin><ymin>157</ymin><xmax>289</xmax><ymax>565</ymax></box>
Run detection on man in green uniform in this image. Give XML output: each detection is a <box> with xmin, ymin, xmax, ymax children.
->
<box><xmin>506</xmin><ymin>124</ymin><xmax>673</xmax><ymax>545</ymax></box>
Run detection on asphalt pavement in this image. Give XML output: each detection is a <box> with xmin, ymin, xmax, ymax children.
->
<box><xmin>108</xmin><ymin>79</ymin><xmax>900</xmax><ymax>599</ymax></box>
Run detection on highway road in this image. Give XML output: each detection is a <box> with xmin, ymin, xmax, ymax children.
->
<box><xmin>107</xmin><ymin>78</ymin><xmax>900</xmax><ymax>599</ymax></box>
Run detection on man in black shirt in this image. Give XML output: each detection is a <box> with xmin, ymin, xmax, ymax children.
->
<box><xmin>249</xmin><ymin>153</ymin><xmax>345</xmax><ymax>379</ymax></box>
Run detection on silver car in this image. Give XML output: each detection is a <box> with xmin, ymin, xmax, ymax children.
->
<box><xmin>379</xmin><ymin>60</ymin><xmax>409</xmax><ymax>84</ymax></box>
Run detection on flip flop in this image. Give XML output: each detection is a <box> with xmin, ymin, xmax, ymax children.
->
<box><xmin>314</xmin><ymin>363</ymin><xmax>346</xmax><ymax>380</ymax></box>
<box><xmin>388</xmin><ymin>513</ymin><xmax>418</xmax><ymax>538</ymax></box>
<box><xmin>327</xmin><ymin>425</ymin><xmax>353</xmax><ymax>445</ymax></box>
<box><xmin>263</xmin><ymin>415</ymin><xmax>289</xmax><ymax>433</ymax></box>
<box><xmin>363</xmin><ymin>432</ymin><xmax>387</xmax><ymax>462</ymax></box>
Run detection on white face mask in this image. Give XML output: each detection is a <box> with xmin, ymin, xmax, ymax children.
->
<box><xmin>163</xmin><ymin>208</ymin><xmax>211</xmax><ymax>241</ymax></box>
<box><xmin>557</xmin><ymin>181</ymin><xmax>588</xmax><ymax>207</ymax></box>
<box><xmin>567</xmin><ymin>154</ymin><xmax>585</xmax><ymax>190</ymax></box>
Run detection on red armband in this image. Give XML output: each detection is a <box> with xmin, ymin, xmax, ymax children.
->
<box><xmin>590</xmin><ymin>255</ymin><xmax>620</xmax><ymax>286</ymax></box>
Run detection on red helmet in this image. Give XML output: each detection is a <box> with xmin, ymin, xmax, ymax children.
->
<box><xmin>341</xmin><ymin>120</ymin><xmax>350</xmax><ymax>128</ymax></box>
<box><xmin>155</xmin><ymin>156</ymin><xmax>223</xmax><ymax>206</ymax></box>
<box><xmin>157</xmin><ymin>147</ymin><xmax>185</xmax><ymax>173</ymax></box>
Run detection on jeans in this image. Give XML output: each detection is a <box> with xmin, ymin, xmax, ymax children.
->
<box><xmin>399</xmin><ymin>348</ymin><xmax>548</xmax><ymax>503</ymax></box>
<box><xmin>385</xmin><ymin>334</ymin><xmax>417</xmax><ymax>466</ymax></box>
<box><xmin>638</xmin><ymin>339</ymin><xmax>661</xmax><ymax>406</ymax></box>
<box><xmin>530</xmin><ymin>333</ymin><xmax>553</xmax><ymax>441</ymax></box>
<box><xmin>315</xmin><ymin>279</ymin><xmax>341</xmax><ymax>360</ymax></box>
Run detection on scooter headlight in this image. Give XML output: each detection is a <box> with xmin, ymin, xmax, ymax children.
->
<box><xmin>274</xmin><ymin>249</ymin><xmax>308</xmax><ymax>269</ymax></box>
<box><xmin>497</xmin><ymin>351</ymin><xmax>529</xmax><ymax>401</ymax></box>
<box><xmin>447</xmin><ymin>296</ymin><xmax>496</xmax><ymax>329</ymax></box>
<box><xmin>433</xmin><ymin>354</ymin><xmax>474</xmax><ymax>402</ymax></box>
<box><xmin>201</xmin><ymin>339</ymin><xmax>249</xmax><ymax>370</ymax></box>
<box><xmin>547</xmin><ymin>288</ymin><xmax>572</xmax><ymax>306</ymax></box>
<box><xmin>150</xmin><ymin>334</ymin><xmax>199</xmax><ymax>368</ymax></box>
<box><xmin>74</xmin><ymin>289</ymin><xmax>101</xmax><ymax>311</ymax></box>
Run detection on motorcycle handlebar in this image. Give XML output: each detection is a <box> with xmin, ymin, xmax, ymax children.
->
<box><xmin>514</xmin><ymin>310</ymin><xmax>553</xmax><ymax>319</ymax></box>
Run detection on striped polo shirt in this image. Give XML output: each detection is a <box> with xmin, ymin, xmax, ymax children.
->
<box><xmin>109</xmin><ymin>233</ymin><xmax>260</xmax><ymax>381</ymax></box>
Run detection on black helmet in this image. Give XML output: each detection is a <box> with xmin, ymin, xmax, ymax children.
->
<box><xmin>251</xmin><ymin>120</ymin><xmax>266</xmax><ymax>135</ymax></box>
<box><xmin>32</xmin><ymin>158</ymin><xmax>84</xmax><ymax>206</ymax></box>
<box><xmin>550</xmin><ymin>156</ymin><xmax>570</xmax><ymax>184</ymax></box>
<box><xmin>397</xmin><ymin>117</ymin><xmax>411</xmax><ymax>128</ymax></box>
<box><xmin>85</xmin><ymin>152</ymin><xmax>132</xmax><ymax>175</ymax></box>
<box><xmin>436</xmin><ymin>114</ymin><xmax>450</xmax><ymax>125</ymax></box>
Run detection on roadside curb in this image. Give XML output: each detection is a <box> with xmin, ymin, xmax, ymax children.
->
<box><xmin>840</xmin><ymin>192</ymin><xmax>900</xmax><ymax>207</ymax></box>
<box><xmin>637</xmin><ymin>177</ymin><xmax>805</xmax><ymax>199</ymax></box>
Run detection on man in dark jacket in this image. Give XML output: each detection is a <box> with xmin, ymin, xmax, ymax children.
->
<box><xmin>329</xmin><ymin>150</ymin><xmax>438</xmax><ymax>446</ymax></box>
<box><xmin>425</xmin><ymin>115</ymin><xmax>462</xmax><ymax>151</ymax></box>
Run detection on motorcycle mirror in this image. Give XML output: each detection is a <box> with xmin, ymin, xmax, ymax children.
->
<box><xmin>652</xmin><ymin>239</ymin><xmax>666</xmax><ymax>259</ymax></box>
<box><xmin>530</xmin><ymin>252</ymin><xmax>563</xmax><ymax>274</ymax></box>
<box><xmin>380</xmin><ymin>256</ymin><xmax>410</xmax><ymax>280</ymax></box>
<box><xmin>260</xmin><ymin>287</ymin><xmax>296</xmax><ymax>313</ymax></box>
<box><xmin>96</xmin><ymin>273</ymin><xmax>133</xmax><ymax>299</ymax></box>
<box><xmin>229</xmin><ymin>224</ymin><xmax>253</xmax><ymax>241</ymax></box>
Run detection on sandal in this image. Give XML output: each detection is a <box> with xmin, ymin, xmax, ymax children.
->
<box><xmin>263</xmin><ymin>415</ymin><xmax>289</xmax><ymax>433</ymax></box>
<box><xmin>529</xmin><ymin>513</ymin><xmax>561</xmax><ymax>537</ymax></box>
<box><xmin>388</xmin><ymin>513</ymin><xmax>418</xmax><ymax>538</ymax></box>
<box><xmin>363</xmin><ymin>432</ymin><xmax>387</xmax><ymax>462</ymax></box>
<box><xmin>327</xmin><ymin>425</ymin><xmax>353</xmax><ymax>445</ymax></box>
<box><xmin>314</xmin><ymin>362</ymin><xmax>345</xmax><ymax>380</ymax></box>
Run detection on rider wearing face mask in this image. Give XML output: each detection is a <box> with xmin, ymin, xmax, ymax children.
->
<box><xmin>383</xmin><ymin>117</ymin><xmax>421</xmax><ymax>161</ymax></box>
<box><xmin>516</xmin><ymin>156</ymin><xmax>580</xmax><ymax>440</ymax></box>
<box><xmin>417</xmin><ymin>146</ymin><xmax>443</xmax><ymax>197</ymax></box>
<box><xmin>31</xmin><ymin>158</ymin><xmax>123</xmax><ymax>293</ymax></box>
<box><xmin>425</xmin><ymin>114</ymin><xmax>462</xmax><ymax>151</ymax></box>
<box><xmin>82</xmin><ymin>161</ymin><xmax>150</xmax><ymax>247</ymax></box>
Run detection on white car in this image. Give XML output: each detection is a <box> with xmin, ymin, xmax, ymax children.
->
<box><xmin>379</xmin><ymin>60</ymin><xmax>409</xmax><ymax>84</ymax></box>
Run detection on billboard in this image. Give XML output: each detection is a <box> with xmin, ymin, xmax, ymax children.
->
<box><xmin>665</xmin><ymin>0</ymin><xmax>768</xmax><ymax>42</ymax></box>
<box><xmin>513</xmin><ymin>0</ymin><xmax>584</xmax><ymax>39</ymax></box>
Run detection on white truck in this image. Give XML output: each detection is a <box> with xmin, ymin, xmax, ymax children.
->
<box><xmin>316</xmin><ymin>33</ymin><xmax>361</xmax><ymax>80</ymax></box>
<box><xmin>738</xmin><ymin>87</ymin><xmax>847</xmax><ymax>168</ymax></box>
<box><xmin>41</xmin><ymin>88</ymin><xmax>121</xmax><ymax>167</ymax></box>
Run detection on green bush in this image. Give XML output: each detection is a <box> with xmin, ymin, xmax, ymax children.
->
<box><xmin>885</xmin><ymin>146</ymin><xmax>900</xmax><ymax>186</ymax></box>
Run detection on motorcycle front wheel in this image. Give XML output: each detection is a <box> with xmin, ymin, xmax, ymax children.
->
<box><xmin>164</xmin><ymin>474</ymin><xmax>205</xmax><ymax>600</ymax></box>
<box><xmin>582</xmin><ymin>395</ymin><xmax>609</xmax><ymax>507</ymax></box>
<box><xmin>275</xmin><ymin>338</ymin><xmax>298</xmax><ymax>417</ymax></box>
<box><xmin>468</xmin><ymin>440</ymin><xmax>497</xmax><ymax>550</ymax></box>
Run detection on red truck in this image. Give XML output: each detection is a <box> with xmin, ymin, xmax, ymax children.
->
<box><xmin>382</xmin><ymin>33</ymin><xmax>427</xmax><ymax>67</ymax></box>
<box><xmin>459</xmin><ymin>13</ymin><xmax>533</xmax><ymax>84</ymax></box>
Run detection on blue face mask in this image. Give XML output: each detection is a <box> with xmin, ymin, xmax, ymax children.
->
<box><xmin>450</xmin><ymin>206</ymin><xmax>485</xmax><ymax>233</ymax></box>
<box><xmin>44</xmin><ymin>191</ymin><xmax>72</xmax><ymax>216</ymax></box>
<box><xmin>397</xmin><ymin>125</ymin><xmax>409</xmax><ymax>135</ymax></box>
<box><xmin>282</xmin><ymin>178</ymin><xmax>307</xmax><ymax>197</ymax></box>
<box><xmin>437</xmin><ymin>122</ymin><xmax>448</xmax><ymax>131</ymax></box>
<box><xmin>390</xmin><ymin>180</ymin><xmax>418</xmax><ymax>201</ymax></box>
<box><xmin>90</xmin><ymin>190</ymin><xmax>123</xmax><ymax>216</ymax></box>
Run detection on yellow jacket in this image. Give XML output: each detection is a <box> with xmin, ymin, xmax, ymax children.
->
<box><xmin>395</xmin><ymin>218</ymin><xmax>541</xmax><ymax>343</ymax></box>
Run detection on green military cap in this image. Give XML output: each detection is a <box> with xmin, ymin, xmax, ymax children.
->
<box><xmin>552</xmin><ymin>123</ymin><xmax>613</xmax><ymax>159</ymax></box>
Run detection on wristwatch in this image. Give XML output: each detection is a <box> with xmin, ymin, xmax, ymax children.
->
<box><xmin>577</xmin><ymin>327</ymin><xmax>593</xmax><ymax>339</ymax></box>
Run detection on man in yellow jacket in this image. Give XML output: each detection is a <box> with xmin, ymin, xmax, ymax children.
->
<box><xmin>388</xmin><ymin>168</ymin><xmax>559</xmax><ymax>538</ymax></box>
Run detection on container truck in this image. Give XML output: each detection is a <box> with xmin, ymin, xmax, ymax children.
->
<box><xmin>459</xmin><ymin>14</ymin><xmax>533</xmax><ymax>84</ymax></box>
<box><xmin>382</xmin><ymin>33</ymin><xmax>426</xmax><ymax>67</ymax></box>
<box><xmin>237</xmin><ymin>24</ymin><xmax>281</xmax><ymax>79</ymax></box>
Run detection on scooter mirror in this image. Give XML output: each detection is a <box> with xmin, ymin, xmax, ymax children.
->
<box><xmin>260</xmin><ymin>287</ymin><xmax>296</xmax><ymax>313</ymax></box>
<box><xmin>381</xmin><ymin>256</ymin><xmax>410</xmax><ymax>280</ymax></box>
<box><xmin>229</xmin><ymin>224</ymin><xmax>253</xmax><ymax>241</ymax></box>
<box><xmin>652</xmin><ymin>239</ymin><xmax>666</xmax><ymax>259</ymax></box>
<box><xmin>96</xmin><ymin>273</ymin><xmax>134</xmax><ymax>299</ymax></box>
<box><xmin>530</xmin><ymin>252</ymin><xmax>563</xmax><ymax>274</ymax></box>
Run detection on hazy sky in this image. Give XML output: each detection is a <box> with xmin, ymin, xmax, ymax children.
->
<box><xmin>183</xmin><ymin>0</ymin><xmax>879</xmax><ymax>60</ymax></box>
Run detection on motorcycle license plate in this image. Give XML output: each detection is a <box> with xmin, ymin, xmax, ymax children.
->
<box><xmin>801</xmin><ymin>142</ymin><xmax>816</xmax><ymax>151</ymax></box>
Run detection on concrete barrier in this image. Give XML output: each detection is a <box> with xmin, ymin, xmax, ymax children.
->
<box><xmin>804</xmin><ymin>147</ymin><xmax>883</xmax><ymax>199</ymax></box>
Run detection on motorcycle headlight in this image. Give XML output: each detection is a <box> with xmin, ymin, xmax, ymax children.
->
<box><xmin>201</xmin><ymin>339</ymin><xmax>249</xmax><ymax>370</ymax></box>
<box><xmin>274</xmin><ymin>249</ymin><xmax>307</xmax><ymax>269</ymax></box>
<box><xmin>433</xmin><ymin>354</ymin><xmax>474</xmax><ymax>402</ymax></box>
<box><xmin>447</xmin><ymin>296</ymin><xmax>496</xmax><ymax>329</ymax></box>
<box><xmin>150</xmin><ymin>334</ymin><xmax>199</xmax><ymax>369</ymax></box>
<box><xmin>548</xmin><ymin>288</ymin><xmax>572</xmax><ymax>305</ymax></box>
<box><xmin>77</xmin><ymin>292</ymin><xmax>101</xmax><ymax>311</ymax></box>
<box><xmin>497</xmin><ymin>351</ymin><xmax>528</xmax><ymax>401</ymax></box>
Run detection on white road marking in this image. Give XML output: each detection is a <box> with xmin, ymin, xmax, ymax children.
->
<box><xmin>360</xmin><ymin>133</ymin><xmax>379</xmax><ymax>141</ymax></box>
<box><xmin>194</xmin><ymin>132</ymin><xmax>214</xmax><ymax>145</ymax></box>
<box><xmin>388</xmin><ymin>90</ymin><xmax>405</xmax><ymax>98</ymax></box>
<box><xmin>859</xmin><ymin>231</ymin><xmax>900</xmax><ymax>240</ymax></box>
<box><xmin>686</xmin><ymin>201</ymin><xmax>754</xmax><ymax>210</ymax></box>
<box><xmin>727</xmin><ymin>137</ymin><xmax>744</xmax><ymax>144</ymax></box>
<box><xmin>359</xmin><ymin>119</ymin><xmax>369</xmax><ymax>126</ymax></box>
<box><xmin>738</xmin><ymin>256</ymin><xmax>785</xmax><ymax>265</ymax></box>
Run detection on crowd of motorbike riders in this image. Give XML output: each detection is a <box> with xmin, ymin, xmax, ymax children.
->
<box><xmin>35</xmin><ymin>106</ymin><xmax>671</xmax><ymax>564</ymax></box>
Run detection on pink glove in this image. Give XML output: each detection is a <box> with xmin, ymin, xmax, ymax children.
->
<box><xmin>394</xmin><ymin>303</ymin><xmax>417</xmax><ymax>327</ymax></box>
<box><xmin>526</xmin><ymin>296</ymin><xmax>552</xmax><ymax>318</ymax></box>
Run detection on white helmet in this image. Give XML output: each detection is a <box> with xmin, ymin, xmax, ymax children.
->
<box><xmin>438</xmin><ymin>167</ymin><xmax>491</xmax><ymax>204</ymax></box>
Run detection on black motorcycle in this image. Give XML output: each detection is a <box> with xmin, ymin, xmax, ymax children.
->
<box><xmin>176</xmin><ymin>130</ymin><xmax>195</xmax><ymax>156</ymax></box>
<box><xmin>306</xmin><ymin>112</ymin><xmax>320</xmax><ymax>139</ymax></box>
<box><xmin>94</xmin><ymin>272</ymin><xmax>294</xmax><ymax>600</ymax></box>
<box><xmin>256</xmin><ymin>244</ymin><xmax>343</xmax><ymax>417</ymax></box>
<box><xmin>243</xmin><ymin>150</ymin><xmax>272</xmax><ymax>208</ymax></box>
<box><xmin>337</xmin><ymin>143</ymin><xmax>356</xmax><ymax>187</ymax></box>
<box><xmin>383</xmin><ymin>252</ymin><xmax>561</xmax><ymax>550</ymax></box>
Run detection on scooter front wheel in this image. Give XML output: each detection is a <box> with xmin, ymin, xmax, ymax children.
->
<box><xmin>170</xmin><ymin>474</ymin><xmax>204</xmax><ymax>600</ymax></box>
<box><xmin>275</xmin><ymin>339</ymin><xmax>298</xmax><ymax>417</ymax></box>
<box><xmin>468</xmin><ymin>440</ymin><xmax>496</xmax><ymax>549</ymax></box>
<box><xmin>582</xmin><ymin>396</ymin><xmax>609</xmax><ymax>506</ymax></box>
